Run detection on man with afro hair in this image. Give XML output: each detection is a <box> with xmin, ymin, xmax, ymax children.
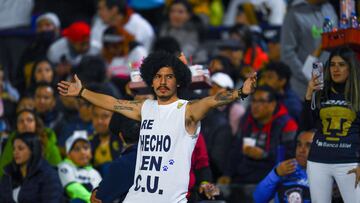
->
<box><xmin>58</xmin><ymin>51</ymin><xmax>257</xmax><ymax>203</ymax></box>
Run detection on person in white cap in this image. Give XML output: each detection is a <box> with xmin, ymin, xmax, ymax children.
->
<box><xmin>36</xmin><ymin>12</ymin><xmax>61</xmax><ymax>35</ymax></box>
<box><xmin>16</xmin><ymin>12</ymin><xmax>61</xmax><ymax>93</ymax></box>
<box><xmin>58</xmin><ymin>131</ymin><xmax>102</xmax><ymax>203</ymax></box>
<box><xmin>210</xmin><ymin>72</ymin><xmax>246</xmax><ymax>135</ymax></box>
<box><xmin>201</xmin><ymin>72</ymin><xmax>245</xmax><ymax>181</ymax></box>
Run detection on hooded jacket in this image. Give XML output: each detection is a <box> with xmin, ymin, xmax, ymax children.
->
<box><xmin>0</xmin><ymin>159</ymin><xmax>63</xmax><ymax>203</ymax></box>
<box><xmin>280</xmin><ymin>0</ymin><xmax>337</xmax><ymax>98</ymax></box>
<box><xmin>0</xmin><ymin>129</ymin><xmax>62</xmax><ymax>178</ymax></box>
<box><xmin>225</xmin><ymin>104</ymin><xmax>298</xmax><ymax>183</ymax></box>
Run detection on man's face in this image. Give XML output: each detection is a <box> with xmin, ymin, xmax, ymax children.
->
<box><xmin>267</xmin><ymin>42</ymin><xmax>280</xmax><ymax>61</ymax></box>
<box><xmin>209</xmin><ymin>83</ymin><xmax>225</xmax><ymax>96</ymax></box>
<box><xmin>98</xmin><ymin>0</ymin><xmax>118</xmax><ymax>25</ymax></box>
<box><xmin>68</xmin><ymin>140</ymin><xmax>92</xmax><ymax>167</ymax></box>
<box><xmin>34</xmin><ymin>86</ymin><xmax>56</xmax><ymax>113</ymax></box>
<box><xmin>250</xmin><ymin>90</ymin><xmax>276</xmax><ymax>121</ymax></box>
<box><xmin>152</xmin><ymin>67</ymin><xmax>178</xmax><ymax>102</ymax></box>
<box><xmin>36</xmin><ymin>19</ymin><xmax>56</xmax><ymax>33</ymax></box>
<box><xmin>296</xmin><ymin>131</ymin><xmax>314</xmax><ymax>167</ymax></box>
<box><xmin>262</xmin><ymin>70</ymin><xmax>286</xmax><ymax>91</ymax></box>
<box><xmin>70</xmin><ymin>37</ymin><xmax>90</xmax><ymax>54</ymax></box>
<box><xmin>92</xmin><ymin>106</ymin><xmax>113</xmax><ymax>135</ymax></box>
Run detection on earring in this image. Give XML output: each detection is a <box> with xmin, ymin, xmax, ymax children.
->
<box><xmin>177</xmin><ymin>85</ymin><xmax>180</xmax><ymax>87</ymax></box>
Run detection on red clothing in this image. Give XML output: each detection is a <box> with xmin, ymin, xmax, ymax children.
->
<box><xmin>244</xmin><ymin>46</ymin><xmax>269</xmax><ymax>71</ymax></box>
<box><xmin>187</xmin><ymin>133</ymin><xmax>210</xmax><ymax>198</ymax></box>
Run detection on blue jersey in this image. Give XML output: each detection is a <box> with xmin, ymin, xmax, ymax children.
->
<box><xmin>253</xmin><ymin>164</ymin><xmax>310</xmax><ymax>203</ymax></box>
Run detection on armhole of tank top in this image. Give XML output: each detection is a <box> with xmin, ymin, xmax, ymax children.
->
<box><xmin>183</xmin><ymin>101</ymin><xmax>200</xmax><ymax>138</ymax></box>
<box><xmin>140</xmin><ymin>99</ymin><xmax>150</xmax><ymax>116</ymax></box>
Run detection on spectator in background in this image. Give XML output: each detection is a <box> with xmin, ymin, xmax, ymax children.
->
<box><xmin>263</xmin><ymin>26</ymin><xmax>281</xmax><ymax>62</ymax></box>
<box><xmin>0</xmin><ymin>0</ymin><xmax>34</xmax><ymax>85</ymax></box>
<box><xmin>94</xmin><ymin>0</ymin><xmax>154</xmax><ymax>51</ymax></box>
<box><xmin>217</xmin><ymin>39</ymin><xmax>245</xmax><ymax>83</ymax></box>
<box><xmin>219</xmin><ymin>86</ymin><xmax>298</xmax><ymax>203</ymax></box>
<box><xmin>16</xmin><ymin>93</ymin><xmax>35</xmax><ymax>113</ymax></box>
<box><xmin>58</xmin><ymin>131</ymin><xmax>102</xmax><ymax>203</ymax></box>
<box><xmin>201</xmin><ymin>72</ymin><xmax>240</xmax><ymax>180</ymax></box>
<box><xmin>47</xmin><ymin>21</ymin><xmax>98</xmax><ymax>79</ymax></box>
<box><xmin>159</xmin><ymin>0</ymin><xmax>206</xmax><ymax>63</ymax></box>
<box><xmin>229</xmin><ymin>24</ymin><xmax>268</xmax><ymax>74</ymax></box>
<box><xmin>57</xmin><ymin>97</ymin><xmax>94</xmax><ymax>157</ymax></box>
<box><xmin>89</xmin><ymin>103</ymin><xmax>123</xmax><ymax>175</ymax></box>
<box><xmin>92</xmin><ymin>113</ymin><xmax>140</xmax><ymax>203</ymax></box>
<box><xmin>188</xmin><ymin>133</ymin><xmax>221</xmax><ymax>202</ymax></box>
<box><xmin>102</xmin><ymin>26</ymin><xmax>147</xmax><ymax>97</ymax></box>
<box><xmin>253</xmin><ymin>130</ymin><xmax>315</xmax><ymax>203</ymax></box>
<box><xmin>26</xmin><ymin>58</ymin><xmax>56</xmax><ymax>94</ymax></box>
<box><xmin>261</xmin><ymin>62</ymin><xmax>302</xmax><ymax>123</ymax></box>
<box><xmin>280</xmin><ymin>0</ymin><xmax>338</xmax><ymax>98</ymax></box>
<box><xmin>0</xmin><ymin>66</ymin><xmax>18</xmax><ymax>131</ymax></box>
<box><xmin>0</xmin><ymin>133</ymin><xmax>63</xmax><ymax>203</ymax></box>
<box><xmin>303</xmin><ymin>47</ymin><xmax>360</xmax><ymax>202</ymax></box>
<box><xmin>223</xmin><ymin>0</ymin><xmax>286</xmax><ymax>27</ymax></box>
<box><xmin>207</xmin><ymin>55</ymin><xmax>232</xmax><ymax>76</ymax></box>
<box><xmin>16</xmin><ymin>12</ymin><xmax>60</xmax><ymax>93</ymax></box>
<box><xmin>34</xmin><ymin>83</ymin><xmax>63</xmax><ymax>132</ymax></box>
<box><xmin>0</xmin><ymin>109</ymin><xmax>62</xmax><ymax>178</ymax></box>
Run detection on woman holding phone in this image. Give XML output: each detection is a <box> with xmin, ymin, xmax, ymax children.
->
<box><xmin>303</xmin><ymin>47</ymin><xmax>360</xmax><ymax>202</ymax></box>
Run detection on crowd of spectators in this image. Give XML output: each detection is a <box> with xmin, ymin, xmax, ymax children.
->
<box><xmin>0</xmin><ymin>0</ymin><xmax>357</xmax><ymax>202</ymax></box>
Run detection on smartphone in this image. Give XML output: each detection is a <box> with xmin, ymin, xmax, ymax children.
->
<box><xmin>312</xmin><ymin>62</ymin><xmax>324</xmax><ymax>90</ymax></box>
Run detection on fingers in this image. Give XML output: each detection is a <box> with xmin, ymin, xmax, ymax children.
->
<box><xmin>74</xmin><ymin>74</ymin><xmax>80</xmax><ymax>82</ymax></box>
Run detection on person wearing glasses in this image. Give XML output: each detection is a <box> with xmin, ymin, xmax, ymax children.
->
<box><xmin>218</xmin><ymin>85</ymin><xmax>298</xmax><ymax>202</ymax></box>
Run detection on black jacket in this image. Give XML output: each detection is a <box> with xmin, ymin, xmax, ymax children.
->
<box><xmin>0</xmin><ymin>159</ymin><xmax>63</xmax><ymax>203</ymax></box>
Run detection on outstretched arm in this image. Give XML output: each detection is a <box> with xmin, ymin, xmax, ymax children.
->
<box><xmin>186</xmin><ymin>72</ymin><xmax>257</xmax><ymax>123</ymax></box>
<box><xmin>58</xmin><ymin>75</ymin><xmax>143</xmax><ymax>121</ymax></box>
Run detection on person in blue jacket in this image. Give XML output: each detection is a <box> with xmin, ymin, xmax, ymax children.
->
<box><xmin>91</xmin><ymin>112</ymin><xmax>140</xmax><ymax>203</ymax></box>
<box><xmin>253</xmin><ymin>130</ymin><xmax>315</xmax><ymax>203</ymax></box>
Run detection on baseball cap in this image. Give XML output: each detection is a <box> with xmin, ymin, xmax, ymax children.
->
<box><xmin>36</xmin><ymin>12</ymin><xmax>61</xmax><ymax>28</ymax></box>
<box><xmin>65</xmin><ymin>130</ymin><xmax>89</xmax><ymax>154</ymax></box>
<box><xmin>211</xmin><ymin>72</ymin><xmax>234</xmax><ymax>89</ymax></box>
<box><xmin>62</xmin><ymin>22</ymin><xmax>90</xmax><ymax>43</ymax></box>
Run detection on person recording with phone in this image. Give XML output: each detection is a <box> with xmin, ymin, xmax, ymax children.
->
<box><xmin>303</xmin><ymin>47</ymin><xmax>360</xmax><ymax>202</ymax></box>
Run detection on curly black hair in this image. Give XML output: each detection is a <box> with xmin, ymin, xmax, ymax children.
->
<box><xmin>140</xmin><ymin>51</ymin><xmax>192</xmax><ymax>90</ymax></box>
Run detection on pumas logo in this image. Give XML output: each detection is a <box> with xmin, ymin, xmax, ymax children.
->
<box><xmin>177</xmin><ymin>102</ymin><xmax>184</xmax><ymax>109</ymax></box>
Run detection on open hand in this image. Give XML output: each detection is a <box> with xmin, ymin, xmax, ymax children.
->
<box><xmin>276</xmin><ymin>159</ymin><xmax>297</xmax><ymax>176</ymax></box>
<box><xmin>242</xmin><ymin>72</ymin><xmax>257</xmax><ymax>95</ymax></box>
<box><xmin>57</xmin><ymin>74</ymin><xmax>82</xmax><ymax>97</ymax></box>
<box><xmin>347</xmin><ymin>166</ymin><xmax>360</xmax><ymax>188</ymax></box>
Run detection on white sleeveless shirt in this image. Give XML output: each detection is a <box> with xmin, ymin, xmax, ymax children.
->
<box><xmin>124</xmin><ymin>99</ymin><xmax>200</xmax><ymax>203</ymax></box>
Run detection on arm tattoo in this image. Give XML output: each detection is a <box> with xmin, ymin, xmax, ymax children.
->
<box><xmin>114</xmin><ymin>106</ymin><xmax>134</xmax><ymax>111</ymax></box>
<box><xmin>114</xmin><ymin>100</ymin><xmax>135</xmax><ymax>111</ymax></box>
<box><xmin>214</xmin><ymin>90</ymin><xmax>236</xmax><ymax>106</ymax></box>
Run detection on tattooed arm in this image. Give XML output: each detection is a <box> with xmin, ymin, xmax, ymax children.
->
<box><xmin>81</xmin><ymin>89</ymin><xmax>143</xmax><ymax>121</ymax></box>
<box><xmin>185</xmin><ymin>73</ymin><xmax>257</xmax><ymax>134</ymax></box>
<box><xmin>58</xmin><ymin>75</ymin><xmax>143</xmax><ymax>121</ymax></box>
